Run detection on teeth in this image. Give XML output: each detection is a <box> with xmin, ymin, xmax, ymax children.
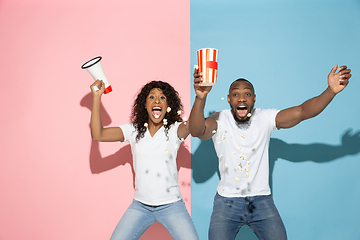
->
<box><xmin>152</xmin><ymin>106</ymin><xmax>162</xmax><ymax>119</ymax></box>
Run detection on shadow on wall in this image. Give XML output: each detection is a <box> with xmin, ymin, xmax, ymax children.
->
<box><xmin>192</xmin><ymin>123</ymin><xmax>360</xmax><ymax>239</ymax></box>
<box><xmin>192</xmin><ymin>130</ymin><xmax>360</xmax><ymax>188</ymax></box>
<box><xmin>80</xmin><ymin>93</ymin><xmax>191</xmax><ymax>240</ymax></box>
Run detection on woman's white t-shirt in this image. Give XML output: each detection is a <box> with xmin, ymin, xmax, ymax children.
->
<box><xmin>119</xmin><ymin>123</ymin><xmax>183</xmax><ymax>206</ymax></box>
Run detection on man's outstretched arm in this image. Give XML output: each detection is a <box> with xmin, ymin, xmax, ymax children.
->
<box><xmin>189</xmin><ymin>68</ymin><xmax>217</xmax><ymax>140</ymax></box>
<box><xmin>276</xmin><ymin>65</ymin><xmax>352</xmax><ymax>129</ymax></box>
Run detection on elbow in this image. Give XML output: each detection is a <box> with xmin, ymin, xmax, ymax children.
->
<box><xmin>91</xmin><ymin>136</ymin><xmax>100</xmax><ymax>142</ymax></box>
<box><xmin>189</xmin><ymin>127</ymin><xmax>203</xmax><ymax>138</ymax></box>
<box><xmin>190</xmin><ymin>132</ymin><xmax>201</xmax><ymax>138</ymax></box>
<box><xmin>190</xmin><ymin>129</ymin><xmax>206</xmax><ymax>139</ymax></box>
<box><xmin>91</xmin><ymin>134</ymin><xmax>101</xmax><ymax>142</ymax></box>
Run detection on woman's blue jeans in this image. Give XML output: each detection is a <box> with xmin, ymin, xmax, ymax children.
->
<box><xmin>110</xmin><ymin>199</ymin><xmax>199</xmax><ymax>240</ymax></box>
<box><xmin>208</xmin><ymin>193</ymin><xmax>287</xmax><ymax>240</ymax></box>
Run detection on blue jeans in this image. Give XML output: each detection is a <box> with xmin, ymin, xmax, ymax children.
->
<box><xmin>208</xmin><ymin>193</ymin><xmax>287</xmax><ymax>240</ymax></box>
<box><xmin>110</xmin><ymin>199</ymin><xmax>199</xmax><ymax>240</ymax></box>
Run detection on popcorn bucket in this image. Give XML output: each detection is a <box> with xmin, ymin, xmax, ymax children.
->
<box><xmin>196</xmin><ymin>48</ymin><xmax>219</xmax><ymax>86</ymax></box>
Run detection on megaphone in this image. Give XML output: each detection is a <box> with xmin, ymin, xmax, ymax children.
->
<box><xmin>81</xmin><ymin>56</ymin><xmax>112</xmax><ymax>94</ymax></box>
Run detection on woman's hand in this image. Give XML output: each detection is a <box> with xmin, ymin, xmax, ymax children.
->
<box><xmin>90</xmin><ymin>80</ymin><xmax>105</xmax><ymax>97</ymax></box>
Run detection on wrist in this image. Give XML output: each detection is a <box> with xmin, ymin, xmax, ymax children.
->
<box><xmin>92</xmin><ymin>94</ymin><xmax>102</xmax><ymax>101</ymax></box>
<box><xmin>195</xmin><ymin>94</ymin><xmax>208</xmax><ymax>101</ymax></box>
<box><xmin>326</xmin><ymin>86</ymin><xmax>337</xmax><ymax>97</ymax></box>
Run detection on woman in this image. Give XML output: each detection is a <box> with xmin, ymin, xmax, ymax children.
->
<box><xmin>90</xmin><ymin>80</ymin><xmax>198</xmax><ymax>240</ymax></box>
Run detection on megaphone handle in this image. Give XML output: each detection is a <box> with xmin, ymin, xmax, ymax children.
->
<box><xmin>93</xmin><ymin>86</ymin><xmax>100</xmax><ymax>92</ymax></box>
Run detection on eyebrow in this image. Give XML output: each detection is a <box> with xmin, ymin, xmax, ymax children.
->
<box><xmin>230</xmin><ymin>87</ymin><xmax>252</xmax><ymax>91</ymax></box>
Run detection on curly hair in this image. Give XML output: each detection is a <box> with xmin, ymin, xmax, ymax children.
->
<box><xmin>131</xmin><ymin>80</ymin><xmax>184</xmax><ymax>142</ymax></box>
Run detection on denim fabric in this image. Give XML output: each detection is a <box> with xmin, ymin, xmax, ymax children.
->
<box><xmin>110</xmin><ymin>199</ymin><xmax>199</xmax><ymax>240</ymax></box>
<box><xmin>208</xmin><ymin>193</ymin><xmax>287</xmax><ymax>240</ymax></box>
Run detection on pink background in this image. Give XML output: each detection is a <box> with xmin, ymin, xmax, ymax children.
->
<box><xmin>0</xmin><ymin>0</ymin><xmax>190</xmax><ymax>239</ymax></box>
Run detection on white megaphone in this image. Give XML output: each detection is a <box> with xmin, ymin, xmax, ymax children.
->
<box><xmin>81</xmin><ymin>56</ymin><xmax>112</xmax><ymax>94</ymax></box>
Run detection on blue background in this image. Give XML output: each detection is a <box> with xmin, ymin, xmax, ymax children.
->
<box><xmin>190</xmin><ymin>0</ymin><xmax>360</xmax><ymax>239</ymax></box>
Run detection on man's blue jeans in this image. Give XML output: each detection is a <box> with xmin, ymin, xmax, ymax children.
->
<box><xmin>110</xmin><ymin>199</ymin><xmax>199</xmax><ymax>240</ymax></box>
<box><xmin>208</xmin><ymin>193</ymin><xmax>287</xmax><ymax>240</ymax></box>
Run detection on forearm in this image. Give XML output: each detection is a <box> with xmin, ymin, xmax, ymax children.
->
<box><xmin>90</xmin><ymin>96</ymin><xmax>104</xmax><ymax>141</ymax></box>
<box><xmin>300</xmin><ymin>86</ymin><xmax>336</xmax><ymax>120</ymax></box>
<box><xmin>189</xmin><ymin>95</ymin><xmax>208</xmax><ymax>137</ymax></box>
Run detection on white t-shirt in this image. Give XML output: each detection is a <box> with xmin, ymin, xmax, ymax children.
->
<box><xmin>119</xmin><ymin>122</ymin><xmax>183</xmax><ymax>206</ymax></box>
<box><xmin>212</xmin><ymin>108</ymin><xmax>280</xmax><ymax>197</ymax></box>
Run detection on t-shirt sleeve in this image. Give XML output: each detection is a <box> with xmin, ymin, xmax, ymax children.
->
<box><xmin>119</xmin><ymin>123</ymin><xmax>133</xmax><ymax>143</ymax></box>
<box><xmin>264</xmin><ymin>109</ymin><xmax>280</xmax><ymax>130</ymax></box>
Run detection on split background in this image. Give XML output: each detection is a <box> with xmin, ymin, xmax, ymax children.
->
<box><xmin>1</xmin><ymin>0</ymin><xmax>359</xmax><ymax>239</ymax></box>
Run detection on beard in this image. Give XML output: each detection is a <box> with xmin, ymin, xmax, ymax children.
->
<box><xmin>231</xmin><ymin>107</ymin><xmax>254</xmax><ymax>129</ymax></box>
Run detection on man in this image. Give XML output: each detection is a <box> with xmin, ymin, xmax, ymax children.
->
<box><xmin>188</xmin><ymin>65</ymin><xmax>352</xmax><ymax>240</ymax></box>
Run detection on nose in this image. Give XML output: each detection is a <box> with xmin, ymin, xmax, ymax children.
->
<box><xmin>238</xmin><ymin>94</ymin><xmax>246</xmax><ymax>102</ymax></box>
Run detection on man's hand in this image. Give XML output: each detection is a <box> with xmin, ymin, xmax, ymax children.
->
<box><xmin>193</xmin><ymin>67</ymin><xmax>212</xmax><ymax>100</ymax></box>
<box><xmin>328</xmin><ymin>65</ymin><xmax>352</xmax><ymax>94</ymax></box>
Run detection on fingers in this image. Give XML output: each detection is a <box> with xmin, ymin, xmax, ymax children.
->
<box><xmin>90</xmin><ymin>80</ymin><xmax>105</xmax><ymax>94</ymax></box>
<box><xmin>330</xmin><ymin>65</ymin><xmax>338</xmax><ymax>75</ymax></box>
<box><xmin>338</xmin><ymin>66</ymin><xmax>352</xmax><ymax>83</ymax></box>
<box><xmin>193</xmin><ymin>68</ymin><xmax>203</xmax><ymax>84</ymax></box>
<box><xmin>337</xmin><ymin>65</ymin><xmax>347</xmax><ymax>72</ymax></box>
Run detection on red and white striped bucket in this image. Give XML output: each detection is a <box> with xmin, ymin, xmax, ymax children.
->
<box><xmin>196</xmin><ymin>48</ymin><xmax>219</xmax><ymax>86</ymax></box>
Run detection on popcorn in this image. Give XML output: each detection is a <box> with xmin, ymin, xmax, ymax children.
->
<box><xmin>194</xmin><ymin>64</ymin><xmax>199</xmax><ymax>69</ymax></box>
<box><xmin>163</xmin><ymin>119</ymin><xmax>168</xmax><ymax>125</ymax></box>
<box><xmin>245</xmin><ymin>168</ymin><xmax>249</xmax><ymax>172</ymax></box>
<box><xmin>247</xmin><ymin>113</ymin><xmax>252</xmax><ymax>118</ymax></box>
<box><xmin>222</xmin><ymin>135</ymin><xmax>226</xmax><ymax>141</ymax></box>
<box><xmin>177</xmin><ymin>110</ymin><xmax>182</xmax><ymax>115</ymax></box>
<box><xmin>237</xmin><ymin>145</ymin><xmax>241</xmax><ymax>149</ymax></box>
<box><xmin>183</xmin><ymin>116</ymin><xmax>188</xmax><ymax>121</ymax></box>
<box><xmin>174</xmin><ymin>144</ymin><xmax>178</xmax><ymax>149</ymax></box>
<box><xmin>245</xmin><ymin>173</ymin><xmax>249</xmax><ymax>178</ymax></box>
<box><xmin>165</xmin><ymin>150</ymin><xmax>168</xmax><ymax>154</ymax></box>
<box><xmin>241</xmin><ymin>136</ymin><xmax>245</xmax><ymax>139</ymax></box>
<box><xmin>247</xmin><ymin>161</ymin><xmax>251</xmax><ymax>165</ymax></box>
<box><xmin>232</xmin><ymin>151</ymin><xmax>236</xmax><ymax>155</ymax></box>
<box><xmin>221</xmin><ymin>97</ymin><xmax>224</xmax><ymax>100</ymax></box>
<box><xmin>144</xmin><ymin>122</ymin><xmax>148</xmax><ymax>127</ymax></box>
<box><xmin>212</xmin><ymin>130</ymin><xmax>217</xmax><ymax>134</ymax></box>
<box><xmin>240</xmin><ymin>154</ymin><xmax>247</xmax><ymax>160</ymax></box>
<box><xmin>180</xmin><ymin>138</ymin><xmax>185</xmax><ymax>142</ymax></box>
<box><xmin>167</xmin><ymin>107</ymin><xmax>171</xmax><ymax>113</ymax></box>
<box><xmin>235</xmin><ymin>177</ymin><xmax>239</xmax><ymax>181</ymax></box>
<box><xmin>225</xmin><ymin>163</ymin><xmax>228</xmax><ymax>167</ymax></box>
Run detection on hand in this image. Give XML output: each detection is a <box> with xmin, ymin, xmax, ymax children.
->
<box><xmin>341</xmin><ymin>129</ymin><xmax>360</xmax><ymax>155</ymax></box>
<box><xmin>328</xmin><ymin>65</ymin><xmax>352</xmax><ymax>94</ymax></box>
<box><xmin>193</xmin><ymin>67</ymin><xmax>212</xmax><ymax>100</ymax></box>
<box><xmin>90</xmin><ymin>80</ymin><xmax>105</xmax><ymax>97</ymax></box>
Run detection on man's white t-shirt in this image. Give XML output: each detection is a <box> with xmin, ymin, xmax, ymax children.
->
<box><xmin>119</xmin><ymin>123</ymin><xmax>183</xmax><ymax>206</ymax></box>
<box><xmin>212</xmin><ymin>108</ymin><xmax>280</xmax><ymax>197</ymax></box>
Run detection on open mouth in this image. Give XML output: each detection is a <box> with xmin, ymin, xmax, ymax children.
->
<box><xmin>152</xmin><ymin>106</ymin><xmax>162</xmax><ymax>119</ymax></box>
<box><xmin>236</xmin><ymin>105</ymin><xmax>248</xmax><ymax>118</ymax></box>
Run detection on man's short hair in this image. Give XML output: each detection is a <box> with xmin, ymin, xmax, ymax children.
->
<box><xmin>229</xmin><ymin>78</ymin><xmax>255</xmax><ymax>95</ymax></box>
